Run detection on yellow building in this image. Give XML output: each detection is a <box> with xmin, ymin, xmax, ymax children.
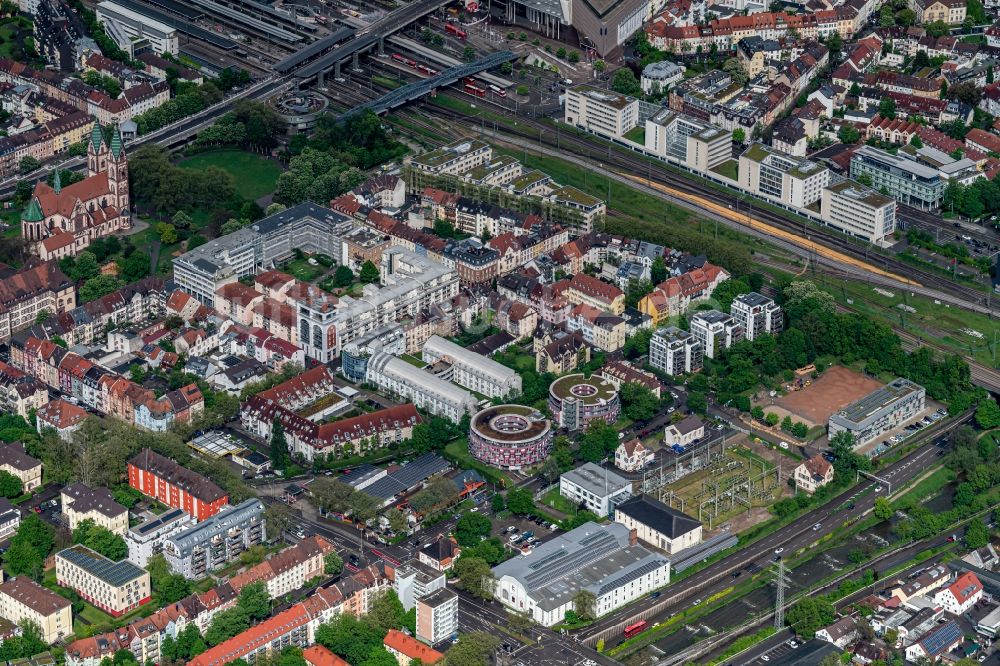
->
<box><xmin>0</xmin><ymin>576</ymin><xmax>73</xmax><ymax>643</ymax></box>
<box><xmin>564</xmin><ymin>273</ymin><xmax>625</xmax><ymax>315</ymax></box>
<box><xmin>61</xmin><ymin>483</ymin><xmax>129</xmax><ymax>534</ymax></box>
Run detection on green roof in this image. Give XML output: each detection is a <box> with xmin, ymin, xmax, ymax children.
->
<box><xmin>109</xmin><ymin>125</ymin><xmax>123</xmax><ymax>159</ymax></box>
<box><xmin>90</xmin><ymin>123</ymin><xmax>104</xmax><ymax>152</ymax></box>
<box><xmin>742</xmin><ymin>143</ymin><xmax>770</xmax><ymax>163</ymax></box>
<box><xmin>22</xmin><ymin>197</ymin><xmax>43</xmax><ymax>222</ymax></box>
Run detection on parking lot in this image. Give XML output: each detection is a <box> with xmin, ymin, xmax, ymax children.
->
<box><xmin>858</xmin><ymin>407</ymin><xmax>948</xmax><ymax>457</ymax></box>
<box><xmin>491</xmin><ymin>513</ymin><xmax>562</xmax><ymax>556</ymax></box>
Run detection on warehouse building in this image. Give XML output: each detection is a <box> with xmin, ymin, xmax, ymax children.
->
<box><xmin>828</xmin><ymin>378</ymin><xmax>926</xmax><ymax>448</ymax></box>
<box><xmin>492</xmin><ymin>522</ymin><xmax>670</xmax><ymax>626</ymax></box>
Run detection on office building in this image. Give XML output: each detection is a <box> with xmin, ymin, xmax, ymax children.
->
<box><xmin>172</xmin><ymin>203</ymin><xmax>354</xmax><ymax>306</ymax></box>
<box><xmin>95</xmin><ymin>2</ymin><xmax>178</xmax><ymax>55</ymax></box>
<box><xmin>60</xmin><ymin>483</ymin><xmax>128</xmax><ymax>534</ymax></box>
<box><xmin>422</xmin><ymin>335</ymin><xmax>521</xmax><ymax>399</ymax></box>
<box><xmin>560</xmin><ymin>462</ymin><xmax>633</xmax><ymax>517</ymax></box>
<box><xmin>649</xmin><ymin>326</ymin><xmax>703</xmax><ymax>376</ymax></box>
<box><xmin>128</xmin><ymin>449</ymin><xmax>229</xmax><ymax>521</ymax></box>
<box><xmin>416</xmin><ymin>588</ymin><xmax>458</xmax><ymax>646</ymax></box>
<box><xmin>492</xmin><ymin>522</ymin><xmax>670</xmax><ymax>627</ymax></box>
<box><xmin>468</xmin><ymin>404</ymin><xmax>553</xmax><ymax>470</ymax></box>
<box><xmin>730</xmin><ymin>292</ymin><xmax>782</xmax><ymax>342</ymax></box>
<box><xmin>564</xmin><ymin>85</ymin><xmax>639</xmax><ymax>138</ymax></box>
<box><xmin>828</xmin><ymin>378</ymin><xmax>926</xmax><ymax>447</ymax></box>
<box><xmin>821</xmin><ymin>179</ymin><xmax>897</xmax><ymax>243</ymax></box>
<box><xmin>849</xmin><ymin>145</ymin><xmax>944</xmax><ymax>210</ymax></box>
<box><xmin>163</xmin><ymin>499</ymin><xmax>266</xmax><ymax>578</ymax></box>
<box><xmin>689</xmin><ymin>310</ymin><xmax>744</xmax><ymax>359</ymax></box>
<box><xmin>340</xmin><ymin>324</ymin><xmax>406</xmax><ymax>383</ymax></box>
<box><xmin>614</xmin><ymin>495</ymin><xmax>702</xmax><ymax>555</ymax></box>
<box><xmin>548</xmin><ymin>374</ymin><xmax>621</xmax><ymax>431</ymax></box>
<box><xmin>393</xmin><ymin>559</ymin><xmax>446</xmax><ymax>612</ymax></box>
<box><xmin>0</xmin><ymin>577</ymin><xmax>72</xmax><ymax>643</ymax></box>
<box><xmin>365</xmin><ymin>352</ymin><xmax>478</xmax><ymax>423</ymax></box>
<box><xmin>739</xmin><ymin>143</ymin><xmax>829</xmax><ymax>208</ymax></box>
<box><xmin>645</xmin><ymin>109</ymin><xmax>730</xmax><ymax>173</ymax></box>
<box><xmin>55</xmin><ymin>545</ymin><xmax>151</xmax><ymax>616</ymax></box>
<box><xmin>125</xmin><ymin>508</ymin><xmax>195</xmax><ymax>568</ymax></box>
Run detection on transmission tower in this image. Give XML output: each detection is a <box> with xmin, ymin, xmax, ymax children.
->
<box><xmin>774</xmin><ymin>557</ymin><xmax>789</xmax><ymax>629</ymax></box>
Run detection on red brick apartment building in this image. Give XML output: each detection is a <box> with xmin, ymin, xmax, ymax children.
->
<box><xmin>127</xmin><ymin>449</ymin><xmax>228</xmax><ymax>521</ymax></box>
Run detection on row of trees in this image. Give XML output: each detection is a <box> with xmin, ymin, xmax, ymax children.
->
<box><xmin>193</xmin><ymin>100</ymin><xmax>286</xmax><ymax>150</ymax></box>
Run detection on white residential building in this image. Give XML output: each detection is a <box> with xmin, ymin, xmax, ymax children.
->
<box><xmin>421</xmin><ymin>335</ymin><xmax>521</xmax><ymax>399</ymax></box>
<box><xmin>416</xmin><ymin>587</ymin><xmax>458</xmax><ymax>645</ymax></box>
<box><xmin>365</xmin><ymin>352</ymin><xmax>478</xmax><ymax>423</ymax></box>
<box><xmin>125</xmin><ymin>508</ymin><xmax>195</xmax><ymax>568</ymax></box>
<box><xmin>689</xmin><ymin>310</ymin><xmax>744</xmax><ymax>359</ymax></box>
<box><xmin>730</xmin><ymin>292</ymin><xmax>782</xmax><ymax>342</ymax></box>
<box><xmin>393</xmin><ymin>559</ymin><xmax>446</xmax><ymax>612</ymax></box>
<box><xmin>933</xmin><ymin>572</ymin><xmax>983</xmax><ymax>615</ymax></box>
<box><xmin>645</xmin><ymin>109</ymin><xmax>731</xmax><ymax>173</ymax></box>
<box><xmin>649</xmin><ymin>326</ymin><xmax>703</xmax><ymax>375</ymax></box>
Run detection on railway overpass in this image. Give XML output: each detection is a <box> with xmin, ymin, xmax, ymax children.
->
<box><xmin>340</xmin><ymin>51</ymin><xmax>518</xmax><ymax>118</ymax></box>
<box><xmin>275</xmin><ymin>0</ymin><xmax>453</xmax><ymax>84</ymax></box>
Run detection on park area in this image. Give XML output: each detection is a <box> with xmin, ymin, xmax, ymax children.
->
<box><xmin>179</xmin><ymin>150</ymin><xmax>282</xmax><ymax>202</ymax></box>
<box><xmin>657</xmin><ymin>443</ymin><xmax>782</xmax><ymax>532</ymax></box>
<box><xmin>767</xmin><ymin>365</ymin><xmax>882</xmax><ymax>428</ymax></box>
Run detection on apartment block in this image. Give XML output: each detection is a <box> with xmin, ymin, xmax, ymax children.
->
<box><xmin>0</xmin><ymin>498</ymin><xmax>18</xmax><ymax>541</ymax></box>
<box><xmin>416</xmin><ymin>588</ymin><xmax>459</xmax><ymax>646</ymax></box>
<box><xmin>365</xmin><ymin>352</ymin><xmax>478</xmax><ymax>423</ymax></box>
<box><xmin>61</xmin><ymin>483</ymin><xmax>128</xmax><ymax>534</ymax></box>
<box><xmin>384</xmin><ymin>628</ymin><xmax>444</xmax><ymax>665</ymax></box>
<box><xmin>409</xmin><ymin>139</ymin><xmax>492</xmax><ymax>176</ymax></box>
<box><xmin>739</xmin><ymin>143</ymin><xmax>829</xmax><ymax>208</ymax></box>
<box><xmin>56</xmin><ymin>545</ymin><xmax>151</xmax><ymax>617</ymax></box>
<box><xmin>564</xmin><ymin>85</ymin><xmax>639</xmax><ymax>138</ymax></box>
<box><xmin>125</xmin><ymin>508</ymin><xmax>195</xmax><ymax>568</ymax></box>
<box><xmin>821</xmin><ymin>179</ymin><xmax>897</xmax><ymax>243</ymax></box>
<box><xmin>393</xmin><ymin>559</ymin><xmax>446</xmax><ymax>611</ymax></box>
<box><xmin>560</xmin><ymin>463</ymin><xmax>633</xmax><ymax>517</ymax></box>
<box><xmin>649</xmin><ymin>326</ymin><xmax>703</xmax><ymax>376</ymax></box>
<box><xmin>564</xmin><ymin>274</ymin><xmax>625</xmax><ymax>315</ymax></box>
<box><xmin>229</xmin><ymin>536</ymin><xmax>334</xmax><ymax>600</ymax></box>
<box><xmin>127</xmin><ymin>449</ymin><xmax>228</xmax><ymax>521</ymax></box>
<box><xmin>163</xmin><ymin>499</ymin><xmax>266</xmax><ymax>578</ymax></box>
<box><xmin>0</xmin><ymin>576</ymin><xmax>72</xmax><ymax>643</ymax></box>
<box><xmin>690</xmin><ymin>310</ymin><xmax>744</xmax><ymax>359</ymax></box>
<box><xmin>730</xmin><ymin>292</ymin><xmax>783</xmax><ymax>342</ymax></box>
<box><xmin>421</xmin><ymin>335</ymin><xmax>521</xmax><ymax>399</ymax></box>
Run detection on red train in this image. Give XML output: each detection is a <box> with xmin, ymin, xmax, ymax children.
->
<box><xmin>417</xmin><ymin>64</ymin><xmax>438</xmax><ymax>76</ymax></box>
<box><xmin>464</xmin><ymin>82</ymin><xmax>486</xmax><ymax>97</ymax></box>
<box><xmin>391</xmin><ymin>53</ymin><xmax>417</xmax><ymax>67</ymax></box>
<box><xmin>489</xmin><ymin>83</ymin><xmax>507</xmax><ymax>97</ymax></box>
<box><xmin>445</xmin><ymin>23</ymin><xmax>467</xmax><ymax>39</ymax></box>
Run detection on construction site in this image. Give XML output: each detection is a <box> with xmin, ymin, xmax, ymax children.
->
<box><xmin>644</xmin><ymin>436</ymin><xmax>783</xmax><ymax>531</ymax></box>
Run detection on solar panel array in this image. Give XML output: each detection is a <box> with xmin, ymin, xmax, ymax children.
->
<box><xmin>59</xmin><ymin>546</ymin><xmax>146</xmax><ymax>587</ymax></box>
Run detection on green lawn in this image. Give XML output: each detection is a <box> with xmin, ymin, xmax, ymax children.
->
<box><xmin>710</xmin><ymin>159</ymin><xmax>739</xmax><ymax>181</ymax></box>
<box><xmin>179</xmin><ymin>150</ymin><xmax>282</xmax><ymax>201</ymax></box>
<box><xmin>623</xmin><ymin>126</ymin><xmax>645</xmax><ymax>144</ymax></box>
<box><xmin>78</xmin><ymin>604</ymin><xmax>113</xmax><ymax>625</ymax></box>
<box><xmin>399</xmin><ymin>354</ymin><xmax>427</xmax><ymax>368</ymax></box>
<box><xmin>541</xmin><ymin>489</ymin><xmax>578</xmax><ymax>515</ymax></box>
<box><xmin>281</xmin><ymin>257</ymin><xmax>325</xmax><ymax>282</ymax></box>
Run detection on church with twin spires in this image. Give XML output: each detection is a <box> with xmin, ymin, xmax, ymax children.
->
<box><xmin>21</xmin><ymin>123</ymin><xmax>131</xmax><ymax>261</ymax></box>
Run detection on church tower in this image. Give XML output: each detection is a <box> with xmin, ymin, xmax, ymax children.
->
<box><xmin>106</xmin><ymin>125</ymin><xmax>129</xmax><ymax>212</ymax></box>
<box><xmin>87</xmin><ymin>124</ymin><xmax>108</xmax><ymax>178</ymax></box>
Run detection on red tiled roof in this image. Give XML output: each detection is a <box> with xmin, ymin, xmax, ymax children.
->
<box><xmin>384</xmin><ymin>629</ymin><xmax>444</xmax><ymax>664</ymax></box>
<box><xmin>303</xmin><ymin>645</ymin><xmax>350</xmax><ymax>666</ymax></box>
<box><xmin>215</xmin><ymin>282</ymin><xmax>263</xmax><ymax>307</ymax></box>
<box><xmin>36</xmin><ymin>398</ymin><xmax>87</xmax><ymax>430</ymax></box>
<box><xmin>568</xmin><ymin>273</ymin><xmax>623</xmax><ymax>304</ymax></box>
<box><xmin>945</xmin><ymin>572</ymin><xmax>982</xmax><ymax>605</ymax></box>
